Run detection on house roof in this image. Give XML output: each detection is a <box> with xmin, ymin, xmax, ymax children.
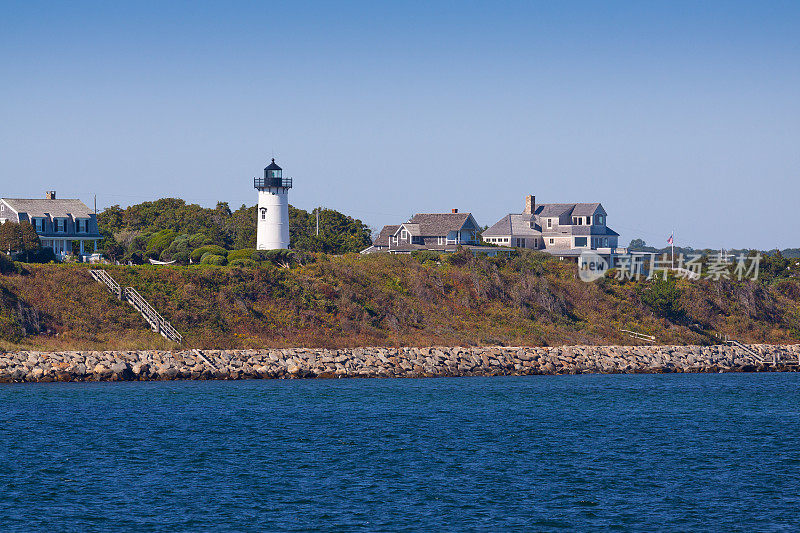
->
<box><xmin>402</xmin><ymin>223</ymin><xmax>422</xmax><ymax>237</ymax></box>
<box><xmin>401</xmin><ymin>212</ymin><xmax>475</xmax><ymax>237</ymax></box>
<box><xmin>570</xmin><ymin>203</ymin><xmax>603</xmax><ymax>216</ymax></box>
<box><xmin>534</xmin><ymin>202</ymin><xmax>603</xmax><ymax>218</ymax></box>
<box><xmin>374</xmin><ymin>225</ymin><xmax>400</xmax><ymax>247</ymax></box>
<box><xmin>482</xmin><ymin>214</ymin><xmax>542</xmax><ymax>237</ymax></box>
<box><xmin>1</xmin><ymin>198</ymin><xmax>94</xmax><ymax>218</ymax></box>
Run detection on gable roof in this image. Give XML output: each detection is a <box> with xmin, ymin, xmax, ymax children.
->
<box><xmin>570</xmin><ymin>203</ymin><xmax>604</xmax><ymax>216</ymax></box>
<box><xmin>399</xmin><ymin>212</ymin><xmax>476</xmax><ymax>237</ymax></box>
<box><xmin>534</xmin><ymin>202</ymin><xmax>603</xmax><ymax>218</ymax></box>
<box><xmin>374</xmin><ymin>225</ymin><xmax>400</xmax><ymax>247</ymax></box>
<box><xmin>0</xmin><ymin>198</ymin><xmax>94</xmax><ymax>218</ymax></box>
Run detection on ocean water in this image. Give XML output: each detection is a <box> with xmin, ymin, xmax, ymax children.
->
<box><xmin>1</xmin><ymin>374</ymin><xmax>799</xmax><ymax>532</ymax></box>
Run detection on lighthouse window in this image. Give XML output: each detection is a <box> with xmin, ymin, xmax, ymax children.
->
<box><xmin>261</xmin><ymin>208</ymin><xmax>267</xmax><ymax>220</ymax></box>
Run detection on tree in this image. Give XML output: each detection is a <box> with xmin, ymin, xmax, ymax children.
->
<box><xmin>102</xmin><ymin>239</ymin><xmax>126</xmax><ymax>263</ymax></box>
<box><xmin>640</xmin><ymin>277</ymin><xmax>684</xmax><ymax>320</ymax></box>
<box><xmin>0</xmin><ymin>222</ymin><xmax>23</xmax><ymax>255</ymax></box>
<box><xmin>19</xmin><ymin>221</ymin><xmax>41</xmax><ymax>262</ymax></box>
<box><xmin>629</xmin><ymin>238</ymin><xmax>647</xmax><ymax>250</ymax></box>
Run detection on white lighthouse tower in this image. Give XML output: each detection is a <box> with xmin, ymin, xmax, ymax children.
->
<box><xmin>255</xmin><ymin>158</ymin><xmax>292</xmax><ymax>250</ymax></box>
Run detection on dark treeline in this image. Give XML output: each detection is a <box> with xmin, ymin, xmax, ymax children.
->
<box><xmin>629</xmin><ymin>238</ymin><xmax>800</xmax><ymax>258</ymax></box>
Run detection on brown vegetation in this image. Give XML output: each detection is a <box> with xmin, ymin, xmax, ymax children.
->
<box><xmin>1</xmin><ymin>251</ymin><xmax>798</xmax><ymax>350</ymax></box>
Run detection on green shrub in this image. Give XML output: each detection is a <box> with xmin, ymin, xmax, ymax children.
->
<box><xmin>442</xmin><ymin>248</ymin><xmax>473</xmax><ymax>266</ymax></box>
<box><xmin>200</xmin><ymin>254</ymin><xmax>227</xmax><ymax>266</ymax></box>
<box><xmin>640</xmin><ymin>277</ymin><xmax>684</xmax><ymax>320</ymax></box>
<box><xmin>189</xmin><ymin>233</ymin><xmax>209</xmax><ymax>248</ymax></box>
<box><xmin>0</xmin><ymin>253</ymin><xmax>15</xmax><ymax>275</ymax></box>
<box><xmin>253</xmin><ymin>249</ymin><xmax>295</xmax><ymax>265</ymax></box>
<box><xmin>190</xmin><ymin>245</ymin><xmax>228</xmax><ymax>263</ymax></box>
<box><xmin>411</xmin><ymin>250</ymin><xmax>441</xmax><ymax>264</ymax></box>
<box><xmin>228</xmin><ymin>248</ymin><xmax>257</xmax><ymax>263</ymax></box>
<box><xmin>171</xmin><ymin>251</ymin><xmax>190</xmax><ymax>265</ymax></box>
<box><xmin>146</xmin><ymin>229</ymin><xmax>178</xmax><ymax>255</ymax></box>
<box><xmin>228</xmin><ymin>258</ymin><xmax>257</xmax><ymax>268</ymax></box>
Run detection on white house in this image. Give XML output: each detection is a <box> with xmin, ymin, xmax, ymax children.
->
<box><xmin>0</xmin><ymin>191</ymin><xmax>101</xmax><ymax>258</ymax></box>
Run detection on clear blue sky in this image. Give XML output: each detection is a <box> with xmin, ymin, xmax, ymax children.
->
<box><xmin>1</xmin><ymin>1</ymin><xmax>798</xmax><ymax>249</ymax></box>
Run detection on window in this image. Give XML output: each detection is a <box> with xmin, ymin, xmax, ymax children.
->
<box><xmin>547</xmin><ymin>218</ymin><xmax>552</xmax><ymax>228</ymax></box>
<box><xmin>401</xmin><ymin>229</ymin><xmax>408</xmax><ymax>240</ymax></box>
<box><xmin>586</xmin><ymin>216</ymin><xmax>592</xmax><ymax>225</ymax></box>
<box><xmin>597</xmin><ymin>215</ymin><xmax>604</xmax><ymax>225</ymax></box>
<box><xmin>575</xmin><ymin>237</ymin><xmax>587</xmax><ymax>247</ymax></box>
<box><xmin>438</xmin><ymin>236</ymin><xmax>444</xmax><ymax>245</ymax></box>
<box><xmin>260</xmin><ymin>208</ymin><xmax>267</xmax><ymax>220</ymax></box>
<box><xmin>549</xmin><ymin>238</ymin><xmax>554</xmax><ymax>244</ymax></box>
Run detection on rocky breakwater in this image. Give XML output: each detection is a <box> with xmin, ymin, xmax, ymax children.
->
<box><xmin>0</xmin><ymin>345</ymin><xmax>798</xmax><ymax>383</ymax></box>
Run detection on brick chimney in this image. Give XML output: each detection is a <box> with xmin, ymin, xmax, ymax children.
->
<box><xmin>524</xmin><ymin>195</ymin><xmax>535</xmax><ymax>214</ymax></box>
<box><xmin>451</xmin><ymin>208</ymin><xmax>459</xmax><ymax>214</ymax></box>
<box><xmin>45</xmin><ymin>191</ymin><xmax>56</xmax><ymax>200</ymax></box>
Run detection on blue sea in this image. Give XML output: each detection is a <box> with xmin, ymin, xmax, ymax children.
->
<box><xmin>1</xmin><ymin>374</ymin><xmax>799</xmax><ymax>532</ymax></box>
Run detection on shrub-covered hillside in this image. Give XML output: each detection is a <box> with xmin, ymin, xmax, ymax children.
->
<box><xmin>0</xmin><ymin>250</ymin><xmax>798</xmax><ymax>350</ymax></box>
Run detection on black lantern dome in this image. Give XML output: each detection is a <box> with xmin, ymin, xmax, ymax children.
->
<box><xmin>254</xmin><ymin>158</ymin><xmax>292</xmax><ymax>189</ymax></box>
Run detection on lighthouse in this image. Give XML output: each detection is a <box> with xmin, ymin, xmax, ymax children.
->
<box><xmin>254</xmin><ymin>158</ymin><xmax>292</xmax><ymax>250</ymax></box>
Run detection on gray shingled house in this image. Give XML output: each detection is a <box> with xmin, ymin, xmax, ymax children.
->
<box><xmin>0</xmin><ymin>191</ymin><xmax>101</xmax><ymax>258</ymax></box>
<box><xmin>482</xmin><ymin>195</ymin><xmax>622</xmax><ymax>260</ymax></box>
<box><xmin>360</xmin><ymin>224</ymin><xmax>400</xmax><ymax>254</ymax></box>
<box><xmin>362</xmin><ymin>210</ymin><xmax>507</xmax><ymax>254</ymax></box>
<box><xmin>390</xmin><ymin>210</ymin><xmax>480</xmax><ymax>252</ymax></box>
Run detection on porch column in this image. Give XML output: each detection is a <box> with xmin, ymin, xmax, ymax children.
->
<box><xmin>80</xmin><ymin>240</ymin><xmax>85</xmax><ymax>254</ymax></box>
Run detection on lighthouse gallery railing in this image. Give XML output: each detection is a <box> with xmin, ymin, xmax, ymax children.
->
<box><xmin>254</xmin><ymin>177</ymin><xmax>293</xmax><ymax>189</ymax></box>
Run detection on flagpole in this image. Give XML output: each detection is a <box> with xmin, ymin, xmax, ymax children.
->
<box><xmin>671</xmin><ymin>229</ymin><xmax>675</xmax><ymax>270</ymax></box>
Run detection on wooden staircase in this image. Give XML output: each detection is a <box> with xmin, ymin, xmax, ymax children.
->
<box><xmin>90</xmin><ymin>269</ymin><xmax>183</xmax><ymax>344</ymax></box>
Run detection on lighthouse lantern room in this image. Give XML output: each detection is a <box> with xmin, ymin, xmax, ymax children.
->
<box><xmin>254</xmin><ymin>158</ymin><xmax>293</xmax><ymax>250</ymax></box>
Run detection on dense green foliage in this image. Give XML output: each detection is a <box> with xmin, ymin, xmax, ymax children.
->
<box><xmin>0</xmin><ymin>221</ymin><xmax>42</xmax><ymax>261</ymax></box>
<box><xmin>97</xmin><ymin>199</ymin><xmax>372</xmax><ymax>263</ymax></box>
<box><xmin>639</xmin><ymin>277</ymin><xmax>684</xmax><ymax>320</ymax></box>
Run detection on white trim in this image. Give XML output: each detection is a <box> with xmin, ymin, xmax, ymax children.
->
<box><xmin>0</xmin><ymin>200</ymin><xmax>18</xmax><ymax>215</ymax></box>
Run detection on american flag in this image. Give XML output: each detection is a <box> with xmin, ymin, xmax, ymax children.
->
<box><xmin>667</xmin><ymin>233</ymin><xmax>673</xmax><ymax>245</ymax></box>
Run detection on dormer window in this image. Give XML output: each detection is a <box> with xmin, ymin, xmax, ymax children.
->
<box><xmin>597</xmin><ymin>215</ymin><xmax>605</xmax><ymax>225</ymax></box>
<box><xmin>586</xmin><ymin>216</ymin><xmax>592</xmax><ymax>225</ymax></box>
<box><xmin>547</xmin><ymin>218</ymin><xmax>552</xmax><ymax>229</ymax></box>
